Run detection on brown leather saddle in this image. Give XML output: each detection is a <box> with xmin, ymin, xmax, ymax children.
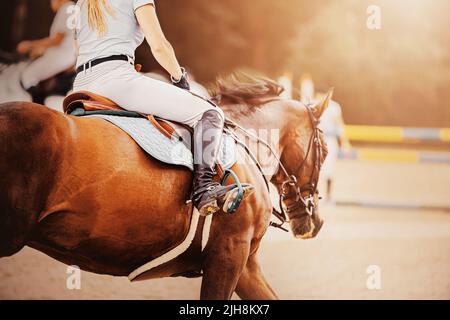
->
<box><xmin>63</xmin><ymin>91</ymin><xmax>182</xmax><ymax>140</ymax></box>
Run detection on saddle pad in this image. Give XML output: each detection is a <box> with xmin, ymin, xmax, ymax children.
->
<box><xmin>87</xmin><ymin>114</ymin><xmax>237</xmax><ymax>170</ymax></box>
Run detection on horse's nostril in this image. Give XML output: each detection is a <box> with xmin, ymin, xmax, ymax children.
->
<box><xmin>291</xmin><ymin>217</ymin><xmax>314</xmax><ymax>239</ymax></box>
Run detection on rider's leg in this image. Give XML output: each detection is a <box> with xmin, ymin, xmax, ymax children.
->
<box><xmin>191</xmin><ymin>109</ymin><xmax>254</xmax><ymax>215</ymax></box>
<box><xmin>73</xmin><ymin>61</ymin><xmax>254</xmax><ymax>215</ymax></box>
<box><xmin>326</xmin><ymin>178</ymin><xmax>332</xmax><ymax>201</ymax></box>
<box><xmin>21</xmin><ymin>48</ymin><xmax>75</xmax><ymax>103</ymax></box>
<box><xmin>321</xmin><ymin>135</ymin><xmax>338</xmax><ymax>202</ymax></box>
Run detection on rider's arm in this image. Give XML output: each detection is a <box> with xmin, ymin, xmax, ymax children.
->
<box><xmin>135</xmin><ymin>4</ymin><xmax>183</xmax><ymax>81</ymax></box>
<box><xmin>17</xmin><ymin>32</ymin><xmax>65</xmax><ymax>57</ymax></box>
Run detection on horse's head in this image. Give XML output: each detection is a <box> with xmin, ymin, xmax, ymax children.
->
<box><xmin>273</xmin><ymin>89</ymin><xmax>332</xmax><ymax>239</ymax></box>
<box><xmin>211</xmin><ymin>71</ymin><xmax>331</xmax><ymax>239</ymax></box>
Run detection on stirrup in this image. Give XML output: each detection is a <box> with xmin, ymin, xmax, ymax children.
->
<box><xmin>220</xmin><ymin>169</ymin><xmax>245</xmax><ymax>214</ymax></box>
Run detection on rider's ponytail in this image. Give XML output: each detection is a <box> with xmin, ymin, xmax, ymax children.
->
<box><xmin>87</xmin><ymin>0</ymin><xmax>114</xmax><ymax>36</ymax></box>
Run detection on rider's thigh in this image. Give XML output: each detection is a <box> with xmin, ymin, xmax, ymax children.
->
<box><xmin>91</xmin><ymin>64</ymin><xmax>223</xmax><ymax>127</ymax></box>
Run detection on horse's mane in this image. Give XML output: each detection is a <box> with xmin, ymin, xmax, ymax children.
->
<box><xmin>210</xmin><ymin>71</ymin><xmax>284</xmax><ymax>106</ymax></box>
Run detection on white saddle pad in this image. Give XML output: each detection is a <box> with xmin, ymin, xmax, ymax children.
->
<box><xmin>87</xmin><ymin>114</ymin><xmax>237</xmax><ymax>170</ymax></box>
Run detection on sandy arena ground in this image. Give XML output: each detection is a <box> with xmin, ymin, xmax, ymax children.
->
<box><xmin>0</xmin><ymin>160</ymin><xmax>449</xmax><ymax>299</ymax></box>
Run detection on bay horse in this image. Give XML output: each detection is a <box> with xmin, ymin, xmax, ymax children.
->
<box><xmin>0</xmin><ymin>74</ymin><xmax>330</xmax><ymax>300</ymax></box>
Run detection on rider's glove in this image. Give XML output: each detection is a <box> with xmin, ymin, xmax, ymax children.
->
<box><xmin>171</xmin><ymin>67</ymin><xmax>190</xmax><ymax>91</ymax></box>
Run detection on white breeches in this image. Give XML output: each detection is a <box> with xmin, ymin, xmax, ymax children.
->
<box><xmin>21</xmin><ymin>46</ymin><xmax>76</xmax><ymax>89</ymax></box>
<box><xmin>321</xmin><ymin>135</ymin><xmax>339</xmax><ymax>180</ymax></box>
<box><xmin>73</xmin><ymin>60</ymin><xmax>223</xmax><ymax>127</ymax></box>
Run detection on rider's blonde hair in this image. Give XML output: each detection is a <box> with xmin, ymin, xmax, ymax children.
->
<box><xmin>87</xmin><ymin>0</ymin><xmax>114</xmax><ymax>36</ymax></box>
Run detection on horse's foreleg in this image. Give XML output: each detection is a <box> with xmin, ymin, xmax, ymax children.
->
<box><xmin>200</xmin><ymin>236</ymin><xmax>250</xmax><ymax>300</ymax></box>
<box><xmin>235</xmin><ymin>254</ymin><xmax>278</xmax><ymax>300</ymax></box>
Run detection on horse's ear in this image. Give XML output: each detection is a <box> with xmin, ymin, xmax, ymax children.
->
<box><xmin>313</xmin><ymin>88</ymin><xmax>334</xmax><ymax>119</ymax></box>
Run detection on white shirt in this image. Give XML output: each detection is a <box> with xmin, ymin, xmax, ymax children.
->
<box><xmin>51</xmin><ymin>1</ymin><xmax>76</xmax><ymax>50</ymax></box>
<box><xmin>75</xmin><ymin>0</ymin><xmax>155</xmax><ymax>68</ymax></box>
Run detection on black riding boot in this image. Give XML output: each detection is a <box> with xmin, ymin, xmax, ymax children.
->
<box><xmin>26</xmin><ymin>85</ymin><xmax>46</xmax><ymax>105</ymax></box>
<box><xmin>192</xmin><ymin>110</ymin><xmax>253</xmax><ymax>216</ymax></box>
<box><xmin>20</xmin><ymin>80</ymin><xmax>45</xmax><ymax>105</ymax></box>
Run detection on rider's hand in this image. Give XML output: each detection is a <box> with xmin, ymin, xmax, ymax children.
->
<box><xmin>171</xmin><ymin>67</ymin><xmax>190</xmax><ymax>91</ymax></box>
<box><xmin>17</xmin><ymin>41</ymin><xmax>33</xmax><ymax>55</ymax></box>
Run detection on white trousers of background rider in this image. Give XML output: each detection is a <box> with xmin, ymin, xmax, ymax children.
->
<box><xmin>73</xmin><ymin>60</ymin><xmax>223</xmax><ymax>127</ymax></box>
<box><xmin>21</xmin><ymin>46</ymin><xmax>76</xmax><ymax>89</ymax></box>
<box><xmin>321</xmin><ymin>134</ymin><xmax>339</xmax><ymax>181</ymax></box>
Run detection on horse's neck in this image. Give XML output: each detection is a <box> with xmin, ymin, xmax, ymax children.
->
<box><xmin>223</xmin><ymin>101</ymin><xmax>292</xmax><ymax>179</ymax></box>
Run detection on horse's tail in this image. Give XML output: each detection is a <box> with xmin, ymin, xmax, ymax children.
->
<box><xmin>0</xmin><ymin>103</ymin><xmax>61</xmax><ymax>257</ymax></box>
<box><xmin>0</xmin><ymin>105</ymin><xmax>28</xmax><ymax>256</ymax></box>
<box><xmin>0</xmin><ymin>107</ymin><xmax>20</xmax><ymax>256</ymax></box>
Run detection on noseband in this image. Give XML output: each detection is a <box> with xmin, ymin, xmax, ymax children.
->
<box><xmin>224</xmin><ymin>104</ymin><xmax>323</xmax><ymax>232</ymax></box>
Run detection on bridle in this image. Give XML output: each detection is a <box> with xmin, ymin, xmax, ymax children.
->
<box><xmin>224</xmin><ymin>103</ymin><xmax>324</xmax><ymax>232</ymax></box>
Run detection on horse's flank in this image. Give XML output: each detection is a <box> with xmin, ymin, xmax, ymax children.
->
<box><xmin>0</xmin><ymin>103</ymin><xmax>63</xmax><ymax>255</ymax></box>
<box><xmin>1</xmin><ymin>103</ymin><xmax>194</xmax><ymax>275</ymax></box>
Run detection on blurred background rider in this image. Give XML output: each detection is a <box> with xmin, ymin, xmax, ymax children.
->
<box><xmin>18</xmin><ymin>0</ymin><xmax>76</xmax><ymax>104</ymax></box>
<box><xmin>300</xmin><ymin>75</ymin><xmax>350</xmax><ymax>203</ymax></box>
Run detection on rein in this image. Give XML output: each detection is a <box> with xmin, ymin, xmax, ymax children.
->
<box><xmin>224</xmin><ymin>103</ymin><xmax>323</xmax><ymax>232</ymax></box>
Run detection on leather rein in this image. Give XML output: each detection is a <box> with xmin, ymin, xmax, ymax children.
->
<box><xmin>224</xmin><ymin>103</ymin><xmax>323</xmax><ymax>232</ymax></box>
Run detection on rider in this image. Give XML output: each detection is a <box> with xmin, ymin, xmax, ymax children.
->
<box><xmin>18</xmin><ymin>0</ymin><xmax>77</xmax><ymax>104</ymax></box>
<box><xmin>72</xmin><ymin>0</ymin><xmax>253</xmax><ymax>216</ymax></box>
